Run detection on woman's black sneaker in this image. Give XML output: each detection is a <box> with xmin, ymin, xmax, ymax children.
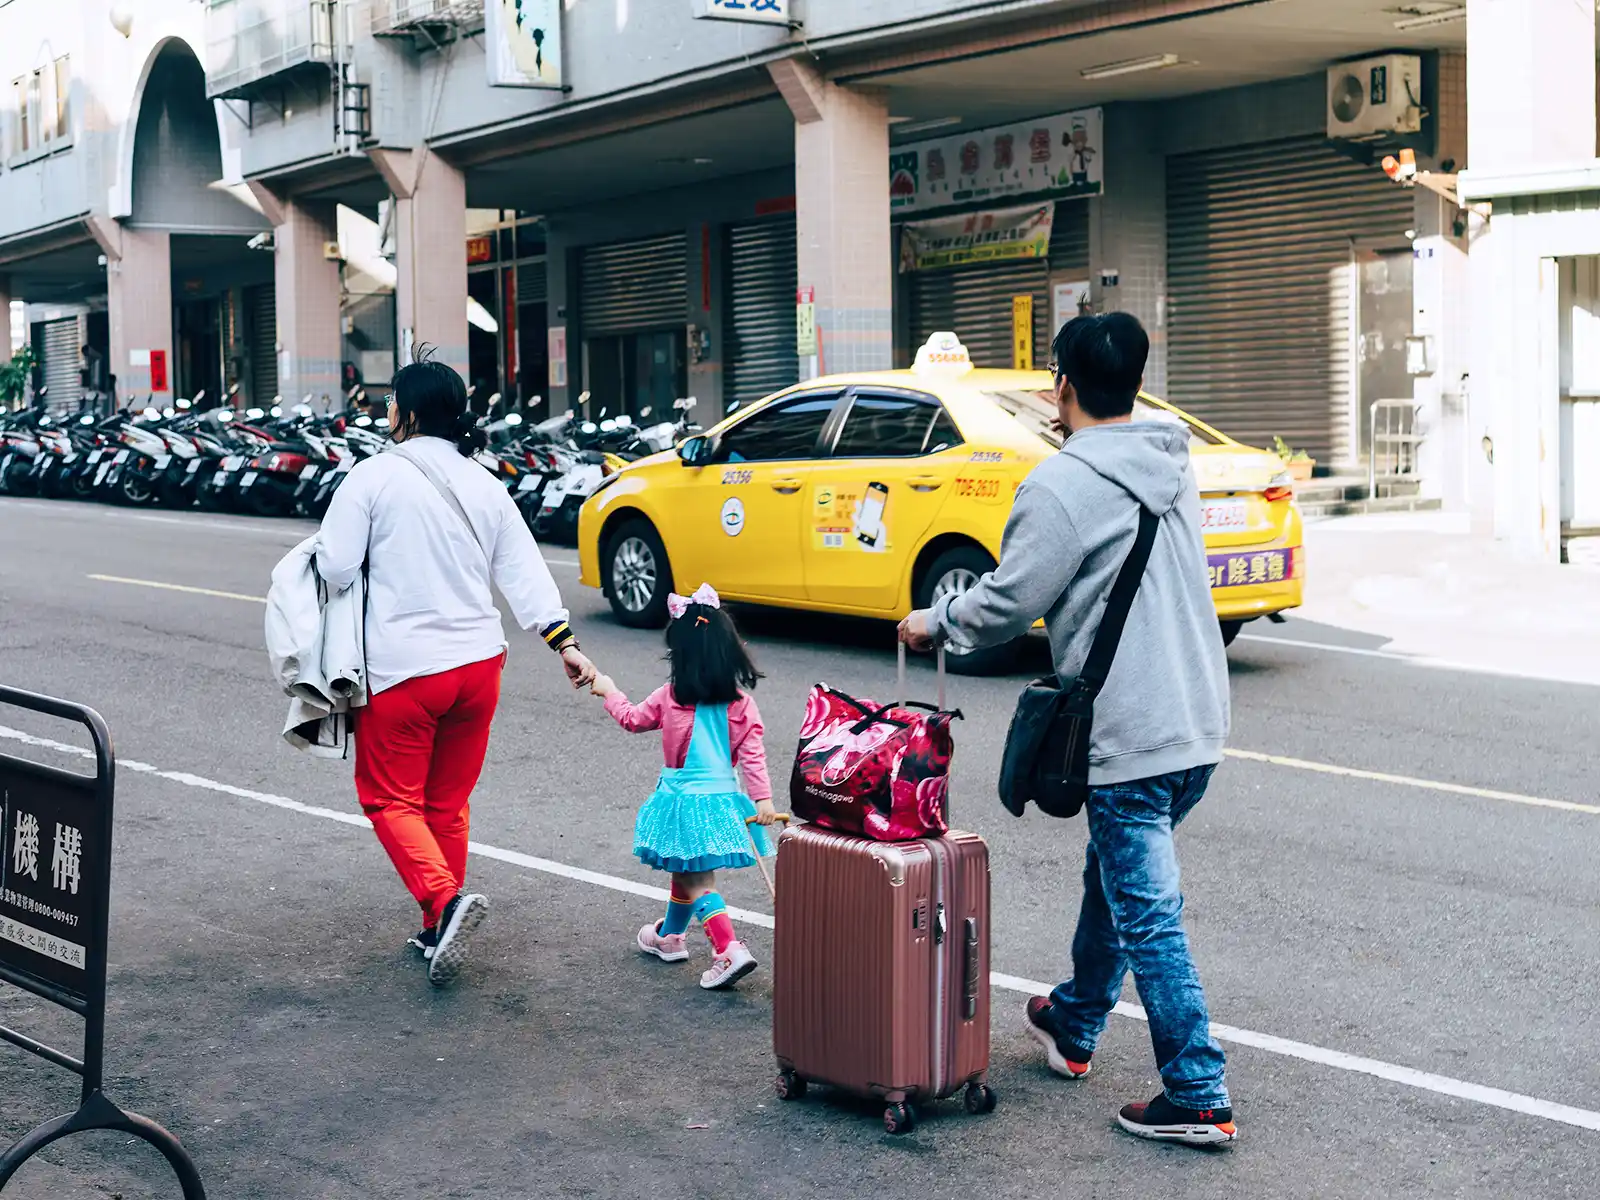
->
<box><xmin>1117</xmin><ymin>1093</ymin><xmax>1237</xmax><ymax>1145</ymax></box>
<box><xmin>1023</xmin><ymin>996</ymin><xmax>1093</xmax><ymax>1079</ymax></box>
<box><xmin>427</xmin><ymin>893</ymin><xmax>489</xmax><ymax>987</ymax></box>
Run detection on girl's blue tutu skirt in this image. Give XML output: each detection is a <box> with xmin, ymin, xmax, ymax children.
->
<box><xmin>634</xmin><ymin>774</ymin><xmax>774</xmax><ymax>874</ymax></box>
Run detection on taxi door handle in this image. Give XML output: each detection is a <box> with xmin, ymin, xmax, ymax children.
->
<box><xmin>771</xmin><ymin>477</ymin><xmax>804</xmax><ymax>494</ymax></box>
<box><xmin>907</xmin><ymin>475</ymin><xmax>946</xmax><ymax>492</ymax></box>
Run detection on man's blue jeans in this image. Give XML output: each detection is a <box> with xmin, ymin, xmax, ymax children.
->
<box><xmin>1046</xmin><ymin>764</ymin><xmax>1229</xmax><ymax>1110</ymax></box>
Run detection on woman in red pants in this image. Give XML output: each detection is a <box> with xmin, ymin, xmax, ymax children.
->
<box><xmin>317</xmin><ymin>352</ymin><xmax>596</xmax><ymax>986</ymax></box>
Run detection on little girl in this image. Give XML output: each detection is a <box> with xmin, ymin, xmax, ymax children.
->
<box><xmin>590</xmin><ymin>583</ymin><xmax>779</xmax><ymax>990</ymax></box>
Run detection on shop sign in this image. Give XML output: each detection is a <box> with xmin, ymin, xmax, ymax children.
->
<box><xmin>148</xmin><ymin>349</ymin><xmax>168</xmax><ymax>393</ymax></box>
<box><xmin>467</xmin><ymin>235</ymin><xmax>494</xmax><ymax>265</ymax></box>
<box><xmin>898</xmin><ymin>203</ymin><xmax>1055</xmax><ymax>273</ymax></box>
<box><xmin>1012</xmin><ymin>296</ymin><xmax>1033</xmax><ymax>371</ymax></box>
<box><xmin>1052</xmin><ymin>279</ymin><xmax>1092</xmax><ymax>334</ymax></box>
<box><xmin>796</xmin><ymin>287</ymin><xmax>816</xmax><ymax>358</ymax></box>
<box><xmin>691</xmin><ymin>0</ymin><xmax>789</xmax><ymax>23</ymax></box>
<box><xmin>548</xmin><ymin>326</ymin><xmax>568</xmax><ymax>388</ymax></box>
<box><xmin>486</xmin><ymin>0</ymin><xmax>563</xmax><ymax>89</ymax></box>
<box><xmin>889</xmin><ymin>107</ymin><xmax>1104</xmax><ymax>215</ymax></box>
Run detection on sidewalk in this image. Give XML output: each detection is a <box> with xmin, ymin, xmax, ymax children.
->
<box><xmin>1291</xmin><ymin>511</ymin><xmax>1600</xmax><ymax>687</ymax></box>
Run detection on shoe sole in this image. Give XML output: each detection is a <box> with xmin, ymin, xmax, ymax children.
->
<box><xmin>1023</xmin><ymin>1011</ymin><xmax>1091</xmax><ymax>1080</ymax></box>
<box><xmin>1116</xmin><ymin>1114</ymin><xmax>1237</xmax><ymax>1145</ymax></box>
<box><xmin>700</xmin><ymin>956</ymin><xmax>758</xmax><ymax>990</ymax></box>
<box><xmin>637</xmin><ymin>931</ymin><xmax>689</xmax><ymax>963</ymax></box>
<box><xmin>428</xmin><ymin>895</ymin><xmax>489</xmax><ymax>987</ymax></box>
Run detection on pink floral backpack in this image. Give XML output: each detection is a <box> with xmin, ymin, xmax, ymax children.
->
<box><xmin>789</xmin><ymin>648</ymin><xmax>960</xmax><ymax>841</ymax></box>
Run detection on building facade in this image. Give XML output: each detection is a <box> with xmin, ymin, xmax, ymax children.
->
<box><xmin>0</xmin><ymin>0</ymin><xmax>1593</xmax><ymax>561</ymax></box>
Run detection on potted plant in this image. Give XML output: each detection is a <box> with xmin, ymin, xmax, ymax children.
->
<box><xmin>1273</xmin><ymin>436</ymin><xmax>1316</xmax><ymax>482</ymax></box>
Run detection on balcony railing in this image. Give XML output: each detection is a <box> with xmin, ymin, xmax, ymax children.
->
<box><xmin>371</xmin><ymin>0</ymin><xmax>484</xmax><ymax>37</ymax></box>
<box><xmin>206</xmin><ymin>0</ymin><xmax>340</xmax><ymax>100</ymax></box>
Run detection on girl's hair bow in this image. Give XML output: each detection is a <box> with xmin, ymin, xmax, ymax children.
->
<box><xmin>667</xmin><ymin>582</ymin><xmax>721</xmax><ymax>620</ymax></box>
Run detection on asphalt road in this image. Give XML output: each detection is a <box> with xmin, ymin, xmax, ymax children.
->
<box><xmin>0</xmin><ymin>496</ymin><xmax>1596</xmax><ymax>1199</ymax></box>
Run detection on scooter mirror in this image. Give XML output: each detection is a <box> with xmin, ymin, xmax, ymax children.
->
<box><xmin>639</xmin><ymin>407</ymin><xmax>652</xmax><ymax>418</ymax></box>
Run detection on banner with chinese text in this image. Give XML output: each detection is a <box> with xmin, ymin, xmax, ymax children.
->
<box><xmin>899</xmin><ymin>203</ymin><xmax>1055</xmax><ymax>272</ymax></box>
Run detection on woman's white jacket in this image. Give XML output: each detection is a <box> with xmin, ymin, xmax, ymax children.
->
<box><xmin>265</xmin><ymin>535</ymin><xmax>367</xmax><ymax>757</ymax></box>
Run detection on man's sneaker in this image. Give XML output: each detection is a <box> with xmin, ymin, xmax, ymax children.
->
<box><xmin>427</xmin><ymin>893</ymin><xmax>489</xmax><ymax>987</ymax></box>
<box><xmin>407</xmin><ymin>928</ymin><xmax>438</xmax><ymax>960</ymax></box>
<box><xmin>1024</xmin><ymin>996</ymin><xmax>1093</xmax><ymax>1079</ymax></box>
<box><xmin>699</xmin><ymin>941</ymin><xmax>757</xmax><ymax>990</ymax></box>
<box><xmin>637</xmin><ymin>920</ymin><xmax>689</xmax><ymax>963</ymax></box>
<box><xmin>1117</xmin><ymin>1094</ymin><xmax>1237</xmax><ymax>1146</ymax></box>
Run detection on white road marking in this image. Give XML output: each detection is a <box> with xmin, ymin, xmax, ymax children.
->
<box><xmin>0</xmin><ymin>498</ymin><xmax>300</xmax><ymax>539</ymax></box>
<box><xmin>3</xmin><ymin>722</ymin><xmax>1598</xmax><ymax>1134</ymax></box>
<box><xmin>87</xmin><ymin>574</ymin><xmax>269</xmax><ymax>604</ymax></box>
<box><xmin>1235</xmin><ymin>632</ymin><xmax>1597</xmax><ymax>689</ymax></box>
<box><xmin>1224</xmin><ymin>748</ymin><xmax>1600</xmax><ymax>816</ymax></box>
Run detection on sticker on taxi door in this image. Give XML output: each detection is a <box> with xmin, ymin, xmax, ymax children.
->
<box><xmin>811</xmin><ymin>483</ymin><xmax>891</xmax><ymax>553</ymax></box>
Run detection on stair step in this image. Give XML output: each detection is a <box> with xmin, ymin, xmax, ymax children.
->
<box><xmin>1296</xmin><ymin>476</ymin><xmax>1423</xmax><ymax>504</ymax></box>
<box><xmin>1299</xmin><ymin>495</ymin><xmax>1443</xmax><ymax>519</ymax></box>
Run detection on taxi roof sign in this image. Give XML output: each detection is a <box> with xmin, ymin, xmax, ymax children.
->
<box><xmin>913</xmin><ymin>331</ymin><xmax>974</xmax><ymax>376</ymax></box>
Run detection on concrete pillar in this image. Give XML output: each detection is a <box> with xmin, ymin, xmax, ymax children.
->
<box><xmin>274</xmin><ymin>199</ymin><xmax>343</xmax><ymax>407</ymax></box>
<box><xmin>370</xmin><ymin>148</ymin><xmax>469</xmax><ymax>380</ymax></box>
<box><xmin>107</xmin><ymin>227</ymin><xmax>172</xmax><ymax>399</ymax></box>
<box><xmin>1467</xmin><ymin>0</ymin><xmax>1596</xmax><ymax>174</ymax></box>
<box><xmin>1093</xmin><ymin>103</ymin><xmax>1167</xmax><ymax>394</ymax></box>
<box><xmin>0</xmin><ymin>273</ymin><xmax>12</xmax><ymax>366</ymax></box>
<box><xmin>770</xmin><ymin>59</ymin><xmax>892</xmax><ymax>375</ymax></box>
<box><xmin>687</xmin><ymin>221</ymin><xmax>725</xmax><ymax>420</ymax></box>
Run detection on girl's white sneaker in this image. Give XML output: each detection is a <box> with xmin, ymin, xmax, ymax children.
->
<box><xmin>638</xmin><ymin>921</ymin><xmax>690</xmax><ymax>963</ymax></box>
<box><xmin>700</xmin><ymin>941</ymin><xmax>757</xmax><ymax>990</ymax></box>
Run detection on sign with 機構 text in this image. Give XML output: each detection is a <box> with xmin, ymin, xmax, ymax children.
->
<box><xmin>890</xmin><ymin>108</ymin><xmax>1103</xmax><ymax>214</ymax></box>
<box><xmin>485</xmin><ymin>0</ymin><xmax>563</xmax><ymax>88</ymax></box>
<box><xmin>692</xmin><ymin>0</ymin><xmax>790</xmax><ymax>24</ymax></box>
<box><xmin>1</xmin><ymin>762</ymin><xmax>99</xmax><ymax>1001</ymax></box>
<box><xmin>898</xmin><ymin>203</ymin><xmax>1055</xmax><ymax>272</ymax></box>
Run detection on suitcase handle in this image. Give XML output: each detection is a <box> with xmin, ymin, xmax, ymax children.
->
<box><xmin>897</xmin><ymin>639</ymin><xmax>946</xmax><ymax>711</ymax></box>
<box><xmin>744</xmin><ymin>814</ymin><xmax>789</xmax><ymax>902</ymax></box>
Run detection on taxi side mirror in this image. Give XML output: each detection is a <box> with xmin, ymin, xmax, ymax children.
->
<box><xmin>679</xmin><ymin>436</ymin><xmax>715</xmax><ymax>468</ymax></box>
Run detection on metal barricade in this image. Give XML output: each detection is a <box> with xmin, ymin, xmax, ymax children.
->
<box><xmin>1369</xmin><ymin>398</ymin><xmax>1424</xmax><ymax>500</ymax></box>
<box><xmin>0</xmin><ymin>686</ymin><xmax>205</xmax><ymax>1197</ymax></box>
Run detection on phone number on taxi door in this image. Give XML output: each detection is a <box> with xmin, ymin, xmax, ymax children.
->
<box><xmin>953</xmin><ymin>476</ymin><xmax>1003</xmax><ymax>500</ymax></box>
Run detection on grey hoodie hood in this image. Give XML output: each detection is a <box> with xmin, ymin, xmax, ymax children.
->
<box><xmin>1059</xmin><ymin>420</ymin><xmax>1192</xmax><ymax>517</ymax></box>
<box><xmin>932</xmin><ymin>417</ymin><xmax>1230</xmax><ymax>785</ymax></box>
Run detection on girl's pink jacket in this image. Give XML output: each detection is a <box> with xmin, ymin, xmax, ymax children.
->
<box><xmin>603</xmin><ymin>686</ymin><xmax>773</xmax><ymax>801</ymax></box>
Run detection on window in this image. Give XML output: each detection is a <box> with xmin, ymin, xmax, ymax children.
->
<box><xmin>832</xmin><ymin>392</ymin><xmax>955</xmax><ymax>458</ymax></box>
<box><xmin>12</xmin><ymin>55</ymin><xmax>69</xmax><ymax>157</ymax></box>
<box><xmin>983</xmin><ymin>389</ymin><xmax>1223</xmax><ymax>450</ymax></box>
<box><xmin>925</xmin><ymin>408</ymin><xmax>962</xmax><ymax>454</ymax></box>
<box><xmin>720</xmin><ymin>393</ymin><xmax>838</xmax><ymax>462</ymax></box>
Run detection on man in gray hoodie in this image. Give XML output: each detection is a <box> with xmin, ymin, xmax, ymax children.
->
<box><xmin>901</xmin><ymin>312</ymin><xmax>1235</xmax><ymax>1146</ymax></box>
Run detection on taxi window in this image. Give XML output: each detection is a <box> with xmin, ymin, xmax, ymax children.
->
<box><xmin>983</xmin><ymin>390</ymin><xmax>1222</xmax><ymax>450</ymax></box>
<box><xmin>719</xmin><ymin>393</ymin><xmax>838</xmax><ymax>462</ymax></box>
<box><xmin>832</xmin><ymin>393</ymin><xmax>957</xmax><ymax>458</ymax></box>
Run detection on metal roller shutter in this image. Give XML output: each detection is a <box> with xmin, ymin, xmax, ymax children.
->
<box><xmin>579</xmin><ymin>234</ymin><xmax>687</xmax><ymax>336</ymax></box>
<box><xmin>724</xmin><ymin>215</ymin><xmax>798</xmax><ymax>410</ymax></box>
<box><xmin>1167</xmin><ymin>136</ymin><xmax>1413</xmax><ymax>464</ymax></box>
<box><xmin>907</xmin><ymin>201</ymin><xmax>1089</xmax><ymax>371</ymax></box>
<box><xmin>246</xmin><ymin>282</ymin><xmax>277</xmax><ymax>406</ymax></box>
<box><xmin>517</xmin><ymin>259</ymin><xmax>548</xmax><ymax>308</ymax></box>
<box><xmin>40</xmin><ymin>318</ymin><xmax>82</xmax><ymax>413</ymax></box>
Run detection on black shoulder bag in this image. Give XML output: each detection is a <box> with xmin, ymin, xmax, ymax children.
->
<box><xmin>997</xmin><ymin>506</ymin><xmax>1158</xmax><ymax>819</ymax></box>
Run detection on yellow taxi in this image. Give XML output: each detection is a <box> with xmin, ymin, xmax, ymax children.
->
<box><xmin>577</xmin><ymin>333</ymin><xmax>1303</xmax><ymax>673</ymax></box>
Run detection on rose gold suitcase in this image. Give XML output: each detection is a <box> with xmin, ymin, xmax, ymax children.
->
<box><xmin>770</xmin><ymin>821</ymin><xmax>995</xmax><ymax>1134</ymax></box>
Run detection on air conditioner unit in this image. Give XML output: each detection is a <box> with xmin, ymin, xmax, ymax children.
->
<box><xmin>1327</xmin><ymin>55</ymin><xmax>1423</xmax><ymax>139</ymax></box>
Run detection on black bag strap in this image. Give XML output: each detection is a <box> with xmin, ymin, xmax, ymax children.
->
<box><xmin>1076</xmin><ymin>507</ymin><xmax>1159</xmax><ymax>696</ymax></box>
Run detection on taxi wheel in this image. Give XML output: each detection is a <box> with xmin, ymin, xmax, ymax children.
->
<box><xmin>919</xmin><ymin>546</ymin><xmax>1023</xmax><ymax>676</ymax></box>
<box><xmin>604</xmin><ymin>519</ymin><xmax>672</xmax><ymax>628</ymax></box>
<box><xmin>1219</xmin><ymin>620</ymin><xmax>1245</xmax><ymax>647</ymax></box>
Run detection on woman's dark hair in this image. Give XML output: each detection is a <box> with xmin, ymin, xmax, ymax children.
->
<box><xmin>666</xmin><ymin>604</ymin><xmax>762</xmax><ymax>706</ymax></box>
<box><xmin>391</xmin><ymin>345</ymin><xmax>486</xmax><ymax>456</ymax></box>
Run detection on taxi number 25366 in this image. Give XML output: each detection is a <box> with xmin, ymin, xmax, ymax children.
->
<box><xmin>954</xmin><ymin>476</ymin><xmax>1002</xmax><ymax>500</ymax></box>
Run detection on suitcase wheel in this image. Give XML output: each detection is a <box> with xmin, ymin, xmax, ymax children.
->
<box><xmin>963</xmin><ymin>1083</ymin><xmax>998</xmax><ymax>1115</ymax></box>
<box><xmin>883</xmin><ymin>1102</ymin><xmax>916</xmax><ymax>1135</ymax></box>
<box><xmin>775</xmin><ymin>1071</ymin><xmax>807</xmax><ymax>1102</ymax></box>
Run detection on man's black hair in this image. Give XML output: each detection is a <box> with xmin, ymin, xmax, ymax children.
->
<box><xmin>666</xmin><ymin>604</ymin><xmax>762</xmax><ymax>706</ymax></box>
<box><xmin>1052</xmin><ymin>311</ymin><xmax>1150</xmax><ymax>420</ymax></box>
<box><xmin>391</xmin><ymin>345</ymin><xmax>486</xmax><ymax>456</ymax></box>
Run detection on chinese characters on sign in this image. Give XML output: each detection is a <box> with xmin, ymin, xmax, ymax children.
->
<box><xmin>1012</xmin><ymin>296</ymin><xmax>1034</xmax><ymax>371</ymax></box>
<box><xmin>1206</xmin><ymin>550</ymin><xmax>1290</xmax><ymax>589</ymax></box>
<box><xmin>890</xmin><ymin>108</ymin><xmax>1104</xmax><ymax>215</ymax></box>
<box><xmin>899</xmin><ymin>203</ymin><xmax>1056</xmax><ymax>272</ymax></box>
<box><xmin>485</xmin><ymin>0</ymin><xmax>563</xmax><ymax>89</ymax></box>
<box><xmin>2</xmin><ymin>769</ymin><xmax>96</xmax><ymax>989</ymax></box>
<box><xmin>692</xmin><ymin>0</ymin><xmax>790</xmax><ymax>23</ymax></box>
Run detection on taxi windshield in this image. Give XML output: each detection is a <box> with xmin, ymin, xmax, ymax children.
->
<box><xmin>982</xmin><ymin>390</ymin><xmax>1223</xmax><ymax>450</ymax></box>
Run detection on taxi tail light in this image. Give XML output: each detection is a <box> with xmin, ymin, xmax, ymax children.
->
<box><xmin>1290</xmin><ymin>546</ymin><xmax>1304</xmax><ymax>579</ymax></box>
<box><xmin>1262</xmin><ymin>470</ymin><xmax>1294</xmax><ymax>504</ymax></box>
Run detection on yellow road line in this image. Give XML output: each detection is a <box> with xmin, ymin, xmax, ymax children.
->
<box><xmin>1225</xmin><ymin>748</ymin><xmax>1600</xmax><ymax>815</ymax></box>
<box><xmin>87</xmin><ymin>574</ymin><xmax>267</xmax><ymax>605</ymax></box>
